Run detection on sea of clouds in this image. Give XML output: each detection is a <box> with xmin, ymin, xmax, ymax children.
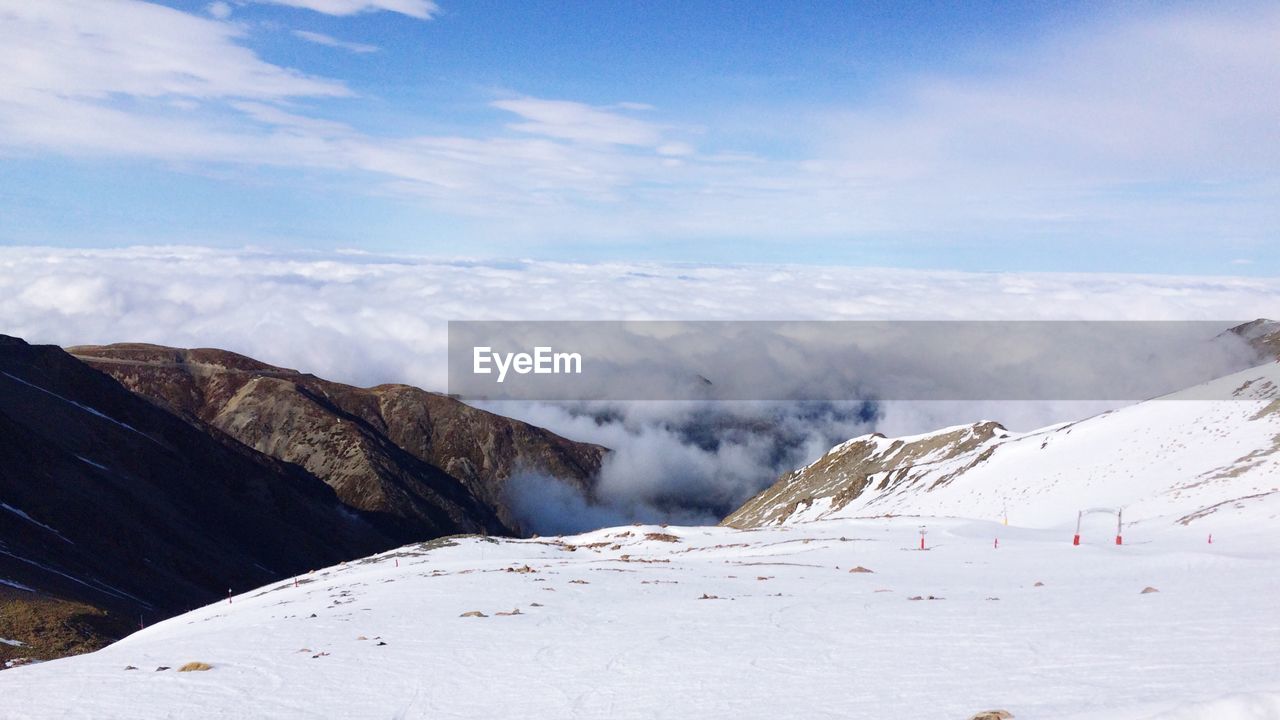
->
<box><xmin>3</xmin><ymin>246</ymin><xmax>1278</xmax><ymax>532</ymax></box>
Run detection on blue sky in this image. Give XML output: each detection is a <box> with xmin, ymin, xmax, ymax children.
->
<box><xmin>0</xmin><ymin>0</ymin><xmax>1276</xmax><ymax>273</ymax></box>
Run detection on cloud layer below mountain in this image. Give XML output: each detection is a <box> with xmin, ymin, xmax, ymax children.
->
<box><xmin>4</xmin><ymin>246</ymin><xmax>1277</xmax><ymax>532</ymax></box>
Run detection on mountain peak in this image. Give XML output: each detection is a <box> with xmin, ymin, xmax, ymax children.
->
<box><xmin>1225</xmin><ymin>318</ymin><xmax>1280</xmax><ymax>359</ymax></box>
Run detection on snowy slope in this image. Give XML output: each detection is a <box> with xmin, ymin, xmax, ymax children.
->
<box><xmin>725</xmin><ymin>361</ymin><xmax>1280</xmax><ymax>530</ymax></box>
<box><xmin>1</xmin><ymin>519</ymin><xmax>1278</xmax><ymax>719</ymax></box>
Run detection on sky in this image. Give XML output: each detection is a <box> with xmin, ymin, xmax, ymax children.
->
<box><xmin>1</xmin><ymin>0</ymin><xmax>1277</xmax><ymax>273</ymax></box>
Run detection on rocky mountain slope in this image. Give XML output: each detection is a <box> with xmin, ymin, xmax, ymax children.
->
<box><xmin>0</xmin><ymin>336</ymin><xmax>395</xmax><ymax>663</ymax></box>
<box><xmin>724</xmin><ymin>358</ymin><xmax>1280</xmax><ymax>529</ymax></box>
<box><xmin>67</xmin><ymin>344</ymin><xmax>604</xmax><ymax>535</ymax></box>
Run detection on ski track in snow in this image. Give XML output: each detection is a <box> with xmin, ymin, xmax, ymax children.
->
<box><xmin>1</xmin><ymin>515</ymin><xmax>1278</xmax><ymax>719</ymax></box>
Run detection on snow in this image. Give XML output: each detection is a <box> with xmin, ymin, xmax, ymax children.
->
<box><xmin>1</xmin><ymin>516</ymin><xmax>1277</xmax><ymax>719</ymax></box>
<box><xmin>0</xmin><ymin>371</ymin><xmax>159</xmax><ymax>443</ymax></box>
<box><xmin>75</xmin><ymin>455</ymin><xmax>109</xmax><ymax>472</ymax></box>
<box><xmin>0</xmin><ymin>548</ymin><xmax>148</xmax><ymax>606</ymax></box>
<box><xmin>1</xmin><ymin>502</ymin><xmax>72</xmax><ymax>544</ymax></box>
<box><xmin>1142</xmin><ymin>692</ymin><xmax>1280</xmax><ymax>720</ymax></box>
<box><xmin>783</xmin><ymin>362</ymin><xmax>1280</xmax><ymax>529</ymax></box>
<box><xmin>0</xmin><ymin>577</ymin><xmax>35</xmax><ymax>592</ymax></box>
<box><xmin>0</xmin><ymin>638</ymin><xmax>24</xmax><ymax>647</ymax></box>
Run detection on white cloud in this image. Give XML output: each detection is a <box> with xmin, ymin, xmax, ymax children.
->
<box><xmin>254</xmin><ymin>0</ymin><xmax>437</xmax><ymax>19</ymax></box>
<box><xmin>2</xmin><ymin>246</ymin><xmax>1275</xmax><ymax>529</ymax></box>
<box><xmin>491</xmin><ymin>97</ymin><xmax>668</xmax><ymax>147</ymax></box>
<box><xmin>2</xmin><ymin>247</ymin><xmax>1276</xmax><ymax>390</ymax></box>
<box><xmin>207</xmin><ymin>1</ymin><xmax>232</xmax><ymax>19</ymax></box>
<box><xmin>0</xmin><ymin>1</ymin><xmax>348</xmax><ymax>101</ymax></box>
<box><xmin>293</xmin><ymin>29</ymin><xmax>379</xmax><ymax>53</ymax></box>
<box><xmin>0</xmin><ymin>2</ymin><xmax>701</xmax><ymax>230</ymax></box>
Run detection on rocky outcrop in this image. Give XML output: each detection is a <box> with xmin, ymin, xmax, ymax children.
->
<box><xmin>68</xmin><ymin>344</ymin><xmax>605</xmax><ymax>535</ymax></box>
<box><xmin>1227</xmin><ymin>318</ymin><xmax>1280</xmax><ymax>360</ymax></box>
<box><xmin>721</xmin><ymin>422</ymin><xmax>1009</xmax><ymax>527</ymax></box>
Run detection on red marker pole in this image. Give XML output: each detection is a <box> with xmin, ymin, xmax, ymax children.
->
<box><xmin>994</xmin><ymin>538</ymin><xmax>999</xmax><ymax>549</ymax></box>
<box><xmin>1208</xmin><ymin>534</ymin><xmax>1213</xmax><ymax>544</ymax></box>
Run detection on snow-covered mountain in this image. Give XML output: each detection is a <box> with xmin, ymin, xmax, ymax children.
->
<box><xmin>724</xmin><ymin>360</ymin><xmax>1280</xmax><ymax>531</ymax></box>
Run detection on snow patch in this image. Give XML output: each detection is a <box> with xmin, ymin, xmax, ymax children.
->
<box><xmin>1</xmin><ymin>503</ymin><xmax>72</xmax><ymax>544</ymax></box>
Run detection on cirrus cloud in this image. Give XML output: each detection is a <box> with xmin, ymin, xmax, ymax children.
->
<box><xmin>292</xmin><ymin>30</ymin><xmax>379</xmax><ymax>54</ymax></box>
<box><xmin>253</xmin><ymin>0</ymin><xmax>437</xmax><ymax>19</ymax></box>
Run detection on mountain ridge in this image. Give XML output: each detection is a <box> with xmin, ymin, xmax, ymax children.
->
<box><xmin>67</xmin><ymin>343</ymin><xmax>606</xmax><ymax>536</ymax></box>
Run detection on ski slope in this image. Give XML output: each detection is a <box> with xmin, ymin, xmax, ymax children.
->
<box><xmin>2</xmin><ymin>515</ymin><xmax>1279</xmax><ymax>719</ymax></box>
